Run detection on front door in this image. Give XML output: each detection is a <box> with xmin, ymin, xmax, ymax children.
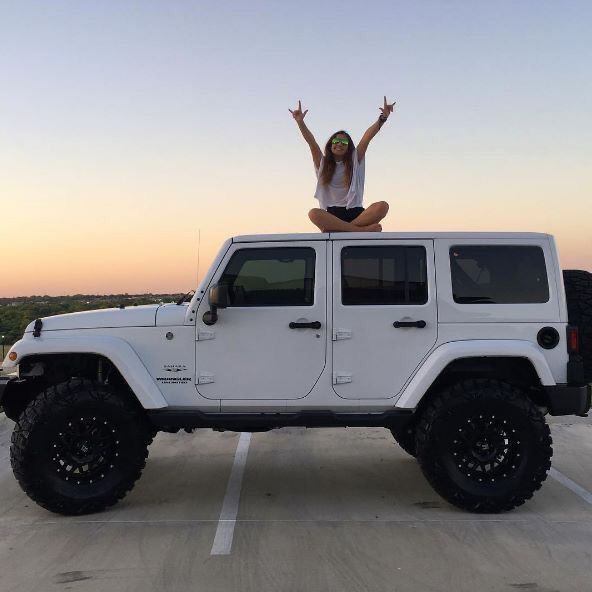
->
<box><xmin>196</xmin><ymin>241</ymin><xmax>327</xmax><ymax>400</ymax></box>
<box><xmin>332</xmin><ymin>240</ymin><xmax>438</xmax><ymax>399</ymax></box>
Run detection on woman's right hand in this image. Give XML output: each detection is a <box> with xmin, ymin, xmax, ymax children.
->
<box><xmin>289</xmin><ymin>100</ymin><xmax>308</xmax><ymax>123</ymax></box>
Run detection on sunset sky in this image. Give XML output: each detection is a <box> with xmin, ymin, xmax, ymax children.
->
<box><xmin>1</xmin><ymin>1</ymin><xmax>591</xmax><ymax>297</ymax></box>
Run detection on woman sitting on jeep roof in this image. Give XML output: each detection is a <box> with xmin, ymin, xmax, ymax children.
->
<box><xmin>289</xmin><ymin>96</ymin><xmax>393</xmax><ymax>232</ymax></box>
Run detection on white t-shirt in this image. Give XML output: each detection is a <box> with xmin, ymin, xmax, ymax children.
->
<box><xmin>314</xmin><ymin>149</ymin><xmax>365</xmax><ymax>209</ymax></box>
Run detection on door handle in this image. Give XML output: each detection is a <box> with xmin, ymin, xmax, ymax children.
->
<box><xmin>289</xmin><ymin>321</ymin><xmax>322</xmax><ymax>329</ymax></box>
<box><xmin>393</xmin><ymin>320</ymin><xmax>427</xmax><ymax>328</ymax></box>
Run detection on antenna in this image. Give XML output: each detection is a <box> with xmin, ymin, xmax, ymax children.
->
<box><xmin>196</xmin><ymin>228</ymin><xmax>201</xmax><ymax>287</ymax></box>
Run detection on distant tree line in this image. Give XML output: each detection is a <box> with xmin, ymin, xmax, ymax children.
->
<box><xmin>0</xmin><ymin>293</ymin><xmax>184</xmax><ymax>346</ymax></box>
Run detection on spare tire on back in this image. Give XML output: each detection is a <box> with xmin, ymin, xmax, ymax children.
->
<box><xmin>562</xmin><ymin>270</ymin><xmax>592</xmax><ymax>383</ymax></box>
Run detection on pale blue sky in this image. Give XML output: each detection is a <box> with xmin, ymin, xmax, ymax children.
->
<box><xmin>1</xmin><ymin>1</ymin><xmax>591</xmax><ymax>295</ymax></box>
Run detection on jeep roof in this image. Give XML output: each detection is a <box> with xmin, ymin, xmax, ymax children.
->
<box><xmin>232</xmin><ymin>231</ymin><xmax>552</xmax><ymax>242</ymax></box>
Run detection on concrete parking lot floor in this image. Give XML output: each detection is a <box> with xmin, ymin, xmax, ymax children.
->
<box><xmin>1</xmin><ymin>414</ymin><xmax>592</xmax><ymax>592</ymax></box>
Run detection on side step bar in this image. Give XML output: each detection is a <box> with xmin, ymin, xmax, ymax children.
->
<box><xmin>147</xmin><ymin>409</ymin><xmax>414</xmax><ymax>432</ymax></box>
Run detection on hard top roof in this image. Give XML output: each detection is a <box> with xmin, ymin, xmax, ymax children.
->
<box><xmin>232</xmin><ymin>232</ymin><xmax>551</xmax><ymax>243</ymax></box>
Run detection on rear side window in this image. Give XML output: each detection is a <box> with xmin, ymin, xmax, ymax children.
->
<box><xmin>219</xmin><ymin>247</ymin><xmax>315</xmax><ymax>306</ymax></box>
<box><xmin>341</xmin><ymin>246</ymin><xmax>428</xmax><ymax>305</ymax></box>
<box><xmin>450</xmin><ymin>245</ymin><xmax>549</xmax><ymax>304</ymax></box>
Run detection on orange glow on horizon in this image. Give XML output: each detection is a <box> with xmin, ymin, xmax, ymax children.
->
<box><xmin>1</xmin><ymin>226</ymin><xmax>590</xmax><ymax>298</ymax></box>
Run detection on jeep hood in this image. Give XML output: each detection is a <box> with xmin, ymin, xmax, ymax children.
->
<box><xmin>24</xmin><ymin>305</ymin><xmax>160</xmax><ymax>333</ymax></box>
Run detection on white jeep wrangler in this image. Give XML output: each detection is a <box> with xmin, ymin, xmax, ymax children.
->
<box><xmin>2</xmin><ymin>232</ymin><xmax>591</xmax><ymax>515</ymax></box>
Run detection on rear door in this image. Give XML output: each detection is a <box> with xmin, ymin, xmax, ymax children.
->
<box><xmin>331</xmin><ymin>239</ymin><xmax>438</xmax><ymax>399</ymax></box>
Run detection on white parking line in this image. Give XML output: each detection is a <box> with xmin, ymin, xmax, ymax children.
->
<box><xmin>210</xmin><ymin>432</ymin><xmax>252</xmax><ymax>555</ymax></box>
<box><xmin>549</xmin><ymin>467</ymin><xmax>592</xmax><ymax>505</ymax></box>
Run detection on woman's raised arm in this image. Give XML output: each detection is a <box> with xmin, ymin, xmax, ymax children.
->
<box><xmin>289</xmin><ymin>100</ymin><xmax>323</xmax><ymax>170</ymax></box>
<box><xmin>357</xmin><ymin>96</ymin><xmax>396</xmax><ymax>162</ymax></box>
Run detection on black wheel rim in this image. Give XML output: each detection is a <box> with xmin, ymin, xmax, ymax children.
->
<box><xmin>49</xmin><ymin>415</ymin><xmax>120</xmax><ymax>485</ymax></box>
<box><xmin>450</xmin><ymin>412</ymin><xmax>523</xmax><ymax>484</ymax></box>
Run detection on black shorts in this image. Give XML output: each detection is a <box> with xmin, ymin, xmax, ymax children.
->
<box><xmin>327</xmin><ymin>206</ymin><xmax>365</xmax><ymax>223</ymax></box>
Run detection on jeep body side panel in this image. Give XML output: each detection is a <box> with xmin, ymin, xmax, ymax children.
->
<box><xmin>4</xmin><ymin>335</ymin><xmax>168</xmax><ymax>409</ymax></box>
<box><xmin>394</xmin><ymin>340</ymin><xmax>556</xmax><ymax>409</ymax></box>
<box><xmin>434</xmin><ymin>236</ymin><xmax>568</xmax><ymax>386</ymax></box>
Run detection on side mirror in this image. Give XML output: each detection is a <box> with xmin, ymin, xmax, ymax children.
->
<box><xmin>209</xmin><ymin>284</ymin><xmax>229</xmax><ymax>309</ymax></box>
<box><xmin>202</xmin><ymin>284</ymin><xmax>229</xmax><ymax>325</ymax></box>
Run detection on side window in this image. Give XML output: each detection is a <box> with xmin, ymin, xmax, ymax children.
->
<box><xmin>341</xmin><ymin>246</ymin><xmax>428</xmax><ymax>305</ymax></box>
<box><xmin>450</xmin><ymin>245</ymin><xmax>549</xmax><ymax>304</ymax></box>
<box><xmin>219</xmin><ymin>247</ymin><xmax>315</xmax><ymax>307</ymax></box>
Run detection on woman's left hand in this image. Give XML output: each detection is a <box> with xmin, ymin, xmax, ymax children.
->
<box><xmin>379</xmin><ymin>96</ymin><xmax>396</xmax><ymax>118</ymax></box>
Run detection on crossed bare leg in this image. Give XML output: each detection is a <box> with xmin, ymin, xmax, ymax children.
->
<box><xmin>308</xmin><ymin>201</ymin><xmax>389</xmax><ymax>233</ymax></box>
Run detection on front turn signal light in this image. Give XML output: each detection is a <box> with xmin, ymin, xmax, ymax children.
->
<box><xmin>8</xmin><ymin>352</ymin><xmax>17</xmax><ymax>362</ymax></box>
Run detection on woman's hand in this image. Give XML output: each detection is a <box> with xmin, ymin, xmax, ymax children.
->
<box><xmin>379</xmin><ymin>96</ymin><xmax>396</xmax><ymax>119</ymax></box>
<box><xmin>289</xmin><ymin>100</ymin><xmax>308</xmax><ymax>123</ymax></box>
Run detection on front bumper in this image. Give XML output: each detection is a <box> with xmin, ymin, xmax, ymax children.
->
<box><xmin>545</xmin><ymin>383</ymin><xmax>591</xmax><ymax>416</ymax></box>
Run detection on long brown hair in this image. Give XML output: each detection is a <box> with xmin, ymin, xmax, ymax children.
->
<box><xmin>319</xmin><ymin>130</ymin><xmax>355</xmax><ymax>188</ymax></box>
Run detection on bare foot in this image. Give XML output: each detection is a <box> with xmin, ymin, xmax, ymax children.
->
<box><xmin>359</xmin><ymin>223</ymin><xmax>382</xmax><ymax>232</ymax></box>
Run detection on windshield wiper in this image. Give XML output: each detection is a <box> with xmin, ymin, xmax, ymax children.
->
<box><xmin>176</xmin><ymin>290</ymin><xmax>195</xmax><ymax>305</ymax></box>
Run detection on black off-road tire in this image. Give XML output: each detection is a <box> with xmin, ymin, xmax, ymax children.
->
<box><xmin>10</xmin><ymin>378</ymin><xmax>154</xmax><ymax>515</ymax></box>
<box><xmin>390</xmin><ymin>424</ymin><xmax>417</xmax><ymax>457</ymax></box>
<box><xmin>563</xmin><ymin>269</ymin><xmax>592</xmax><ymax>382</ymax></box>
<box><xmin>416</xmin><ymin>379</ymin><xmax>552</xmax><ymax>513</ymax></box>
